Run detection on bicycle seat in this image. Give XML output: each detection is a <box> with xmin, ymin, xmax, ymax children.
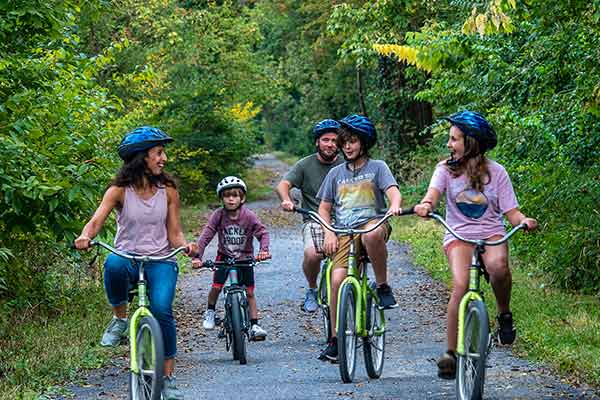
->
<box><xmin>358</xmin><ymin>249</ymin><xmax>371</xmax><ymax>264</ymax></box>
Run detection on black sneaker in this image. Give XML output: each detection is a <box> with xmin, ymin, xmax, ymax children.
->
<box><xmin>437</xmin><ymin>350</ymin><xmax>457</xmax><ymax>380</ymax></box>
<box><xmin>318</xmin><ymin>339</ymin><xmax>338</xmax><ymax>362</ymax></box>
<box><xmin>376</xmin><ymin>283</ymin><xmax>398</xmax><ymax>310</ymax></box>
<box><xmin>497</xmin><ymin>312</ymin><xmax>516</xmax><ymax>345</ymax></box>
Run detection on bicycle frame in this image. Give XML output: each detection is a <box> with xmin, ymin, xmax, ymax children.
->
<box><xmin>427</xmin><ymin>213</ymin><xmax>526</xmax><ymax>356</ymax></box>
<box><xmin>295</xmin><ymin>207</ymin><xmax>414</xmax><ymax>337</ymax></box>
<box><xmin>90</xmin><ymin>240</ymin><xmax>186</xmax><ymax>374</ymax></box>
<box><xmin>337</xmin><ymin>233</ymin><xmax>382</xmax><ymax>338</ymax></box>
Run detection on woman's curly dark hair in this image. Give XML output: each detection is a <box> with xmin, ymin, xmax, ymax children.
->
<box><xmin>110</xmin><ymin>150</ymin><xmax>177</xmax><ymax>189</ymax></box>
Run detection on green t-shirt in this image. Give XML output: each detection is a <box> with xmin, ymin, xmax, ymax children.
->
<box><xmin>283</xmin><ymin>153</ymin><xmax>344</xmax><ymax>221</ymax></box>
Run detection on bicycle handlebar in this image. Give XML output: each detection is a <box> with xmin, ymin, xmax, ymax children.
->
<box><xmin>84</xmin><ymin>240</ymin><xmax>188</xmax><ymax>261</ymax></box>
<box><xmin>201</xmin><ymin>257</ymin><xmax>270</xmax><ymax>271</ymax></box>
<box><xmin>427</xmin><ymin>212</ymin><xmax>527</xmax><ymax>246</ymax></box>
<box><xmin>294</xmin><ymin>206</ymin><xmax>415</xmax><ymax>235</ymax></box>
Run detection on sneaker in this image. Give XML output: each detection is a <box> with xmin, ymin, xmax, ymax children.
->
<box><xmin>318</xmin><ymin>339</ymin><xmax>338</xmax><ymax>362</ymax></box>
<box><xmin>376</xmin><ymin>283</ymin><xmax>398</xmax><ymax>310</ymax></box>
<box><xmin>303</xmin><ymin>288</ymin><xmax>318</xmax><ymax>313</ymax></box>
<box><xmin>497</xmin><ymin>312</ymin><xmax>516</xmax><ymax>345</ymax></box>
<box><xmin>203</xmin><ymin>309</ymin><xmax>216</xmax><ymax>330</ymax></box>
<box><xmin>437</xmin><ymin>350</ymin><xmax>457</xmax><ymax>380</ymax></box>
<box><xmin>249</xmin><ymin>324</ymin><xmax>267</xmax><ymax>341</ymax></box>
<box><xmin>100</xmin><ymin>317</ymin><xmax>128</xmax><ymax>347</ymax></box>
<box><xmin>162</xmin><ymin>375</ymin><xmax>184</xmax><ymax>400</ymax></box>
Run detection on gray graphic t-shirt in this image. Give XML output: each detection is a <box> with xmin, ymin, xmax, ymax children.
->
<box><xmin>317</xmin><ymin>159</ymin><xmax>398</xmax><ymax>228</ymax></box>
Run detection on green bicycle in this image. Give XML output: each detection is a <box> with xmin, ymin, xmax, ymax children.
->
<box><xmin>295</xmin><ymin>207</ymin><xmax>414</xmax><ymax>383</ymax></box>
<box><xmin>428</xmin><ymin>212</ymin><xmax>527</xmax><ymax>400</ymax></box>
<box><xmin>79</xmin><ymin>240</ymin><xmax>187</xmax><ymax>400</ymax></box>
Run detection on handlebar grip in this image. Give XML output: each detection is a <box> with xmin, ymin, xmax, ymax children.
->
<box><xmin>400</xmin><ymin>206</ymin><xmax>416</xmax><ymax>215</ymax></box>
<box><xmin>294</xmin><ymin>207</ymin><xmax>310</xmax><ymax>215</ymax></box>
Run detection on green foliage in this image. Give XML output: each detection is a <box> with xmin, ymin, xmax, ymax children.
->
<box><xmin>253</xmin><ymin>0</ymin><xmax>358</xmax><ymax>156</ymax></box>
<box><xmin>324</xmin><ymin>0</ymin><xmax>600</xmax><ymax>292</ymax></box>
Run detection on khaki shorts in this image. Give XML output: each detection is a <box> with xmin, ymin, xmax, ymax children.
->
<box><xmin>331</xmin><ymin>219</ymin><xmax>392</xmax><ymax>270</ymax></box>
<box><xmin>302</xmin><ymin>221</ymin><xmax>324</xmax><ymax>254</ymax></box>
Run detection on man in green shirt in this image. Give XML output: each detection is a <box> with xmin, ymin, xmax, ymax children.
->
<box><xmin>276</xmin><ymin>119</ymin><xmax>343</xmax><ymax>312</ymax></box>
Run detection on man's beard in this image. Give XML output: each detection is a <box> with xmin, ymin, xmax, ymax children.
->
<box><xmin>317</xmin><ymin>147</ymin><xmax>337</xmax><ymax>162</ymax></box>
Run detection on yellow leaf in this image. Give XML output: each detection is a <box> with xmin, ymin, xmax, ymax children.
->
<box><xmin>475</xmin><ymin>14</ymin><xmax>488</xmax><ymax>36</ymax></box>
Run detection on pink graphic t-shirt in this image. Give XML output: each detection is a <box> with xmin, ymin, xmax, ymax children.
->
<box><xmin>429</xmin><ymin>159</ymin><xmax>519</xmax><ymax>246</ymax></box>
<box><xmin>195</xmin><ymin>206</ymin><xmax>269</xmax><ymax>261</ymax></box>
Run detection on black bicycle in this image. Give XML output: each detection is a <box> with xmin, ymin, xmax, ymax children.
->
<box><xmin>203</xmin><ymin>258</ymin><xmax>266</xmax><ymax>364</ymax></box>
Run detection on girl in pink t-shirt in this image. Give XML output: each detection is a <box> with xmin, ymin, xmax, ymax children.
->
<box><xmin>414</xmin><ymin>111</ymin><xmax>538</xmax><ymax>380</ymax></box>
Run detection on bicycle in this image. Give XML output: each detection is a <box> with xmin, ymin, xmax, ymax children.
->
<box><xmin>74</xmin><ymin>240</ymin><xmax>187</xmax><ymax>400</ymax></box>
<box><xmin>295</xmin><ymin>207</ymin><xmax>414</xmax><ymax>383</ymax></box>
<box><xmin>428</xmin><ymin>212</ymin><xmax>527</xmax><ymax>400</ymax></box>
<box><xmin>202</xmin><ymin>257</ymin><xmax>268</xmax><ymax>365</ymax></box>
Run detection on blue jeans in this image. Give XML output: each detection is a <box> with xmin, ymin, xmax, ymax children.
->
<box><xmin>104</xmin><ymin>253</ymin><xmax>179</xmax><ymax>358</ymax></box>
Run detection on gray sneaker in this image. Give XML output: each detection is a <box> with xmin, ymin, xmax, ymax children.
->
<box><xmin>303</xmin><ymin>288</ymin><xmax>318</xmax><ymax>313</ymax></box>
<box><xmin>162</xmin><ymin>376</ymin><xmax>184</xmax><ymax>400</ymax></box>
<box><xmin>100</xmin><ymin>317</ymin><xmax>128</xmax><ymax>347</ymax></box>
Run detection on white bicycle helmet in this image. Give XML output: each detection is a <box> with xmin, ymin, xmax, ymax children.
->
<box><xmin>216</xmin><ymin>176</ymin><xmax>247</xmax><ymax>197</ymax></box>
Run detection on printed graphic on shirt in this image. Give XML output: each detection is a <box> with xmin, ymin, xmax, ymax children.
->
<box><xmin>337</xmin><ymin>174</ymin><xmax>377</xmax><ymax>225</ymax></box>
<box><xmin>455</xmin><ymin>188</ymin><xmax>489</xmax><ymax>219</ymax></box>
<box><xmin>223</xmin><ymin>225</ymin><xmax>247</xmax><ymax>258</ymax></box>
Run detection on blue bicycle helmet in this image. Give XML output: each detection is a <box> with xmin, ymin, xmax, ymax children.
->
<box><xmin>312</xmin><ymin>119</ymin><xmax>340</xmax><ymax>139</ymax></box>
<box><xmin>117</xmin><ymin>126</ymin><xmax>174</xmax><ymax>160</ymax></box>
<box><xmin>443</xmin><ymin>111</ymin><xmax>497</xmax><ymax>152</ymax></box>
<box><xmin>338</xmin><ymin>114</ymin><xmax>377</xmax><ymax>149</ymax></box>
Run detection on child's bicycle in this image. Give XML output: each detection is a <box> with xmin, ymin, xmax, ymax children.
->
<box><xmin>427</xmin><ymin>212</ymin><xmax>527</xmax><ymax>400</ymax></box>
<box><xmin>202</xmin><ymin>257</ymin><xmax>268</xmax><ymax>365</ymax></box>
<box><xmin>73</xmin><ymin>240</ymin><xmax>187</xmax><ymax>400</ymax></box>
<box><xmin>295</xmin><ymin>207</ymin><xmax>414</xmax><ymax>383</ymax></box>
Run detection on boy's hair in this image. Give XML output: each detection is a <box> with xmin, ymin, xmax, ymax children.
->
<box><xmin>447</xmin><ymin>134</ymin><xmax>490</xmax><ymax>192</ymax></box>
<box><xmin>220</xmin><ymin>187</ymin><xmax>246</xmax><ymax>201</ymax></box>
<box><xmin>336</xmin><ymin>126</ymin><xmax>369</xmax><ymax>157</ymax></box>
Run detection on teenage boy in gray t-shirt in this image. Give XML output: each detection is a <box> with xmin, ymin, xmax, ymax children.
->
<box><xmin>276</xmin><ymin>119</ymin><xmax>343</xmax><ymax>313</ymax></box>
<box><xmin>315</xmin><ymin>114</ymin><xmax>403</xmax><ymax>362</ymax></box>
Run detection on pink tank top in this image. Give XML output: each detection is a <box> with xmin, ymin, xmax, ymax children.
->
<box><xmin>114</xmin><ymin>186</ymin><xmax>172</xmax><ymax>259</ymax></box>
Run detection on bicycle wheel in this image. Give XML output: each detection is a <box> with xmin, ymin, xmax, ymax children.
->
<box><xmin>338</xmin><ymin>282</ymin><xmax>357</xmax><ymax>383</ymax></box>
<box><xmin>456</xmin><ymin>300</ymin><xmax>489</xmax><ymax>400</ymax></box>
<box><xmin>364</xmin><ymin>283</ymin><xmax>385</xmax><ymax>379</ymax></box>
<box><xmin>319</xmin><ymin>264</ymin><xmax>332</xmax><ymax>343</ymax></box>
<box><xmin>128</xmin><ymin>316</ymin><xmax>164</xmax><ymax>400</ymax></box>
<box><xmin>321</xmin><ymin>305</ymin><xmax>332</xmax><ymax>344</ymax></box>
<box><xmin>230</xmin><ymin>292</ymin><xmax>247</xmax><ymax>365</ymax></box>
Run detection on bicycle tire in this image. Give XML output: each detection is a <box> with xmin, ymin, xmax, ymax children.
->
<box><xmin>230</xmin><ymin>292</ymin><xmax>247</xmax><ymax>365</ymax></box>
<box><xmin>128</xmin><ymin>316</ymin><xmax>164</xmax><ymax>400</ymax></box>
<box><xmin>364</xmin><ymin>283</ymin><xmax>385</xmax><ymax>379</ymax></box>
<box><xmin>456</xmin><ymin>300</ymin><xmax>489</xmax><ymax>400</ymax></box>
<box><xmin>338</xmin><ymin>282</ymin><xmax>357</xmax><ymax>383</ymax></box>
<box><xmin>319</xmin><ymin>264</ymin><xmax>332</xmax><ymax>343</ymax></box>
<box><xmin>321</xmin><ymin>305</ymin><xmax>332</xmax><ymax>344</ymax></box>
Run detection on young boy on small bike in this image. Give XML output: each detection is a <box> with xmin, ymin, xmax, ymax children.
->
<box><xmin>414</xmin><ymin>111</ymin><xmax>538</xmax><ymax>379</ymax></box>
<box><xmin>192</xmin><ymin>176</ymin><xmax>271</xmax><ymax>341</ymax></box>
<box><xmin>316</xmin><ymin>114</ymin><xmax>403</xmax><ymax>361</ymax></box>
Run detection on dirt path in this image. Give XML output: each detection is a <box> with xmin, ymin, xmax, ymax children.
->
<box><xmin>68</xmin><ymin>154</ymin><xmax>598</xmax><ymax>399</ymax></box>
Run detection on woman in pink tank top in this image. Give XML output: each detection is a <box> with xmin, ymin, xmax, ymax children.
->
<box><xmin>75</xmin><ymin>127</ymin><xmax>196</xmax><ymax>398</ymax></box>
